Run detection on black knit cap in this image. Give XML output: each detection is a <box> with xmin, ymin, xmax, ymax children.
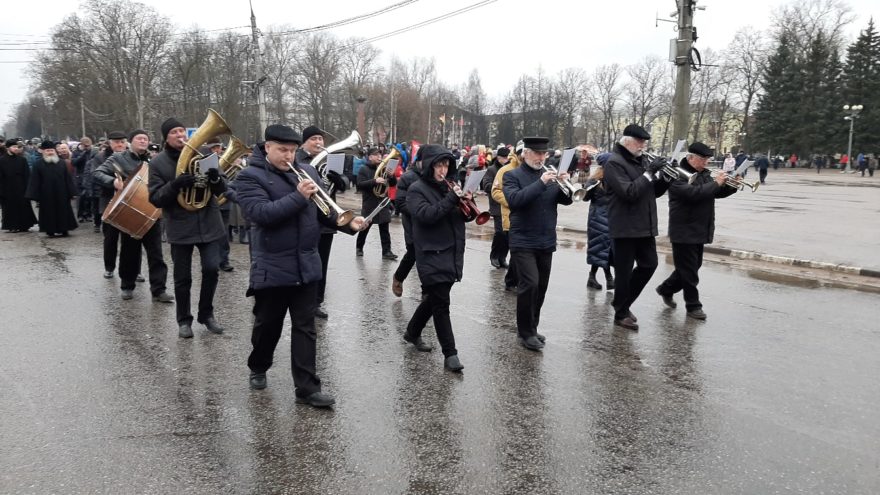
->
<box><xmin>622</xmin><ymin>124</ymin><xmax>651</xmax><ymax>140</ymax></box>
<box><xmin>161</xmin><ymin>118</ymin><xmax>185</xmax><ymax>140</ymax></box>
<box><xmin>4</xmin><ymin>138</ymin><xmax>23</xmax><ymax>147</ymax></box>
<box><xmin>264</xmin><ymin>124</ymin><xmax>302</xmax><ymax>145</ymax></box>
<box><xmin>107</xmin><ymin>130</ymin><xmax>127</xmax><ymax>140</ymax></box>
<box><xmin>128</xmin><ymin>129</ymin><xmax>149</xmax><ymax>141</ymax></box>
<box><xmin>302</xmin><ymin>125</ymin><xmax>324</xmax><ymax>142</ymax></box>
<box><xmin>39</xmin><ymin>140</ymin><xmax>56</xmax><ymax>150</ymax></box>
<box><xmin>687</xmin><ymin>141</ymin><xmax>713</xmax><ymax>158</ymax></box>
<box><xmin>496</xmin><ymin>147</ymin><xmax>510</xmax><ymax>158</ymax></box>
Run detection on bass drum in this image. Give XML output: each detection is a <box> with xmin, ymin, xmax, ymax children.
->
<box><xmin>102</xmin><ymin>163</ymin><xmax>162</xmax><ymax>239</ymax></box>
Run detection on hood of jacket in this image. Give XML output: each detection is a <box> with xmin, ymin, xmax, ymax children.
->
<box><xmin>419</xmin><ymin>144</ymin><xmax>456</xmax><ymax>183</ymax></box>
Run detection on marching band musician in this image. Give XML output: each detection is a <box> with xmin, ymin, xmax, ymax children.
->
<box><xmin>390</xmin><ymin>146</ymin><xmax>423</xmax><ymax>297</ymax></box>
<box><xmin>355</xmin><ymin>147</ymin><xmax>398</xmax><ymax>260</ymax></box>
<box><xmin>148</xmin><ymin>118</ymin><xmax>228</xmax><ymax>339</ymax></box>
<box><xmin>93</xmin><ymin>131</ymin><xmax>130</xmax><ymax>278</ymax></box>
<box><xmin>295</xmin><ymin>125</ymin><xmax>347</xmax><ymax>319</ymax></box>
<box><xmin>235</xmin><ymin>124</ymin><xmax>366</xmax><ymax>407</ymax></box>
<box><xmin>502</xmin><ymin>137</ymin><xmax>573</xmax><ymax>351</ymax></box>
<box><xmin>93</xmin><ymin>129</ymin><xmax>172</xmax><ymax>303</ymax></box>
<box><xmin>655</xmin><ymin>142</ymin><xmax>736</xmax><ymax>320</ymax></box>
<box><xmin>603</xmin><ymin>124</ymin><xmax>669</xmax><ymax>331</ymax></box>
<box><xmin>402</xmin><ymin>145</ymin><xmax>467</xmax><ymax>371</ymax></box>
<box><xmin>491</xmin><ymin>141</ymin><xmax>523</xmax><ymax>292</ymax></box>
<box><xmin>481</xmin><ymin>146</ymin><xmax>511</xmax><ymax>269</ymax></box>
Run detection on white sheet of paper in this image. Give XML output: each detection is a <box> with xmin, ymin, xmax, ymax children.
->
<box><xmin>735</xmin><ymin>159</ymin><xmax>754</xmax><ymax>176</ymax></box>
<box><xmin>671</xmin><ymin>139</ymin><xmax>688</xmax><ymax>164</ymax></box>
<box><xmin>198</xmin><ymin>153</ymin><xmax>220</xmax><ymax>171</ymax></box>
<box><xmin>556</xmin><ymin>148</ymin><xmax>577</xmax><ymax>174</ymax></box>
<box><xmin>385</xmin><ymin>159</ymin><xmax>400</xmax><ymax>176</ymax></box>
<box><xmin>464</xmin><ymin>169</ymin><xmax>486</xmax><ymax>194</ymax></box>
<box><xmin>326</xmin><ymin>154</ymin><xmax>345</xmax><ymax>174</ymax></box>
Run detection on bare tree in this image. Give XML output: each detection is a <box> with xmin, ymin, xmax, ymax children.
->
<box><xmin>773</xmin><ymin>0</ymin><xmax>855</xmax><ymax>52</ymax></box>
<box><xmin>723</xmin><ymin>28</ymin><xmax>766</xmax><ymax>145</ymax></box>
<box><xmin>296</xmin><ymin>33</ymin><xmax>341</xmax><ymax>130</ymax></box>
<box><xmin>624</xmin><ymin>55</ymin><xmax>668</xmax><ymax>127</ymax></box>
<box><xmin>554</xmin><ymin>68</ymin><xmax>588</xmax><ymax>146</ymax></box>
<box><xmin>586</xmin><ymin>64</ymin><xmax>623</xmax><ymax>149</ymax></box>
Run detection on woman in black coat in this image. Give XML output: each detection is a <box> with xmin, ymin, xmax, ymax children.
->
<box><xmin>584</xmin><ymin>153</ymin><xmax>614</xmax><ymax>290</ymax></box>
<box><xmin>402</xmin><ymin>145</ymin><xmax>467</xmax><ymax>372</ymax></box>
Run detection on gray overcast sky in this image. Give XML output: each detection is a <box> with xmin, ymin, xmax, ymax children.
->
<box><xmin>1</xmin><ymin>0</ymin><xmax>878</xmax><ymax>129</ymax></box>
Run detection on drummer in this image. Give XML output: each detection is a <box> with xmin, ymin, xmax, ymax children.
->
<box><xmin>93</xmin><ymin>129</ymin><xmax>173</xmax><ymax>302</ymax></box>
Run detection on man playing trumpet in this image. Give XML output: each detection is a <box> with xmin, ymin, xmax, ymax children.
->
<box><xmin>655</xmin><ymin>142</ymin><xmax>736</xmax><ymax>320</ymax></box>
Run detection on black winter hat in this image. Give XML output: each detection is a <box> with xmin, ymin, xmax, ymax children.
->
<box><xmin>264</xmin><ymin>124</ymin><xmax>302</xmax><ymax>144</ymax></box>
<box><xmin>496</xmin><ymin>147</ymin><xmax>510</xmax><ymax>158</ymax></box>
<box><xmin>622</xmin><ymin>124</ymin><xmax>651</xmax><ymax>140</ymax></box>
<box><xmin>128</xmin><ymin>129</ymin><xmax>149</xmax><ymax>141</ymax></box>
<box><xmin>687</xmin><ymin>141</ymin><xmax>713</xmax><ymax>158</ymax></box>
<box><xmin>161</xmin><ymin>118</ymin><xmax>185</xmax><ymax>140</ymax></box>
<box><xmin>107</xmin><ymin>130</ymin><xmax>127</xmax><ymax>140</ymax></box>
<box><xmin>301</xmin><ymin>125</ymin><xmax>324</xmax><ymax>142</ymax></box>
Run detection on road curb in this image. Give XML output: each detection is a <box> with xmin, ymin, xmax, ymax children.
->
<box><xmin>556</xmin><ymin>225</ymin><xmax>880</xmax><ymax>279</ymax></box>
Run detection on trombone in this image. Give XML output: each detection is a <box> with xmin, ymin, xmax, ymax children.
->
<box><xmin>285</xmin><ymin>162</ymin><xmax>355</xmax><ymax>226</ymax></box>
<box><xmin>541</xmin><ymin>162</ymin><xmax>587</xmax><ymax>201</ymax></box>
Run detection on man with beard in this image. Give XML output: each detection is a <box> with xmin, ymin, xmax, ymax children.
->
<box><xmin>502</xmin><ymin>137</ymin><xmax>573</xmax><ymax>351</ymax></box>
<box><xmin>603</xmin><ymin>124</ymin><xmax>669</xmax><ymax>331</ymax></box>
<box><xmin>294</xmin><ymin>125</ymin><xmax>347</xmax><ymax>319</ymax></box>
<box><xmin>355</xmin><ymin>147</ymin><xmax>397</xmax><ymax>260</ymax></box>
<box><xmin>0</xmin><ymin>138</ymin><xmax>38</xmax><ymax>233</ymax></box>
<box><xmin>25</xmin><ymin>140</ymin><xmax>78</xmax><ymax>237</ymax></box>
<box><xmin>91</xmin><ymin>132</ymin><xmax>131</xmax><ymax>278</ymax></box>
<box><xmin>94</xmin><ymin>129</ymin><xmax>172</xmax><ymax>303</ymax></box>
<box><xmin>149</xmin><ymin>118</ymin><xmax>228</xmax><ymax>339</ymax></box>
<box><xmin>235</xmin><ymin>124</ymin><xmax>366</xmax><ymax>407</ymax></box>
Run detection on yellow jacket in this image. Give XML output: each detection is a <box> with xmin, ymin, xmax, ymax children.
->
<box><xmin>491</xmin><ymin>162</ymin><xmax>518</xmax><ymax>231</ymax></box>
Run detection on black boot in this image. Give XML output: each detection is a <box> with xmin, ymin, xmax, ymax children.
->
<box><xmin>587</xmin><ymin>274</ymin><xmax>602</xmax><ymax>290</ymax></box>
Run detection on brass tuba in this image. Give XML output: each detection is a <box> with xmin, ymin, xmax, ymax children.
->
<box><xmin>216</xmin><ymin>136</ymin><xmax>251</xmax><ymax>206</ymax></box>
<box><xmin>373</xmin><ymin>147</ymin><xmax>401</xmax><ymax>198</ymax></box>
<box><xmin>310</xmin><ymin>130</ymin><xmax>362</xmax><ymax>194</ymax></box>
<box><xmin>175</xmin><ymin>109</ymin><xmax>232</xmax><ymax>211</ymax></box>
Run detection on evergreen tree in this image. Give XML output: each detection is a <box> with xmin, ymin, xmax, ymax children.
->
<box><xmin>843</xmin><ymin>18</ymin><xmax>880</xmax><ymax>153</ymax></box>
<box><xmin>753</xmin><ymin>33</ymin><xmax>802</xmax><ymax>153</ymax></box>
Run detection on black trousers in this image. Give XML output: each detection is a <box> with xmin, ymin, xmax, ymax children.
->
<box><xmin>393</xmin><ymin>242</ymin><xmax>416</xmax><ymax>282</ymax></box>
<box><xmin>356</xmin><ymin>222</ymin><xmax>391</xmax><ymax>253</ymax></box>
<box><xmin>657</xmin><ymin>243</ymin><xmax>704</xmax><ymax>311</ymax></box>
<box><xmin>503</xmin><ymin>232</ymin><xmax>518</xmax><ymax>288</ymax></box>
<box><xmin>170</xmin><ymin>241</ymin><xmax>219</xmax><ymax>325</ymax></box>
<box><xmin>91</xmin><ymin>197</ymin><xmax>102</xmax><ymax>227</ymax></box>
<box><xmin>102</xmin><ymin>222</ymin><xmax>122</xmax><ymax>271</ymax></box>
<box><xmin>611</xmin><ymin>237</ymin><xmax>658</xmax><ymax>319</ymax></box>
<box><xmin>317</xmin><ymin>232</ymin><xmax>334</xmax><ymax>305</ymax></box>
<box><xmin>406</xmin><ymin>282</ymin><xmax>457</xmax><ymax>357</ymax></box>
<box><xmin>511</xmin><ymin>249</ymin><xmax>553</xmax><ymax>339</ymax></box>
<box><xmin>759</xmin><ymin>168</ymin><xmax>768</xmax><ymax>183</ymax></box>
<box><xmin>490</xmin><ymin>215</ymin><xmax>509</xmax><ymax>263</ymax></box>
<box><xmin>119</xmin><ymin>222</ymin><xmax>167</xmax><ymax>296</ymax></box>
<box><xmin>248</xmin><ymin>284</ymin><xmax>321</xmax><ymax>397</ymax></box>
<box><xmin>218</xmin><ymin>209</ymin><xmax>231</xmax><ymax>266</ymax></box>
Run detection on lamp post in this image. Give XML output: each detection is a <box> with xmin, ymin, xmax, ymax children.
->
<box><xmin>843</xmin><ymin>104</ymin><xmax>863</xmax><ymax>173</ymax></box>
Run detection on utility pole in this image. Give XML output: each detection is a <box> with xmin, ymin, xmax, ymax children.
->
<box><xmin>137</xmin><ymin>76</ymin><xmax>145</xmax><ymax>129</ymax></box>
<box><xmin>79</xmin><ymin>97</ymin><xmax>86</xmax><ymax>138</ymax></box>
<box><xmin>671</xmin><ymin>0</ymin><xmax>699</xmax><ymax>145</ymax></box>
<box><xmin>250</xmin><ymin>0</ymin><xmax>268</xmax><ymax>135</ymax></box>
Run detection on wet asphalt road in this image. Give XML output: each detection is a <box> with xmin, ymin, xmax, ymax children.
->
<box><xmin>1</xmin><ymin>221</ymin><xmax>879</xmax><ymax>494</ymax></box>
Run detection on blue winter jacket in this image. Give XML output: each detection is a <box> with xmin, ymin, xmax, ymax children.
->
<box><xmin>503</xmin><ymin>162</ymin><xmax>573</xmax><ymax>250</ymax></box>
<box><xmin>235</xmin><ymin>144</ymin><xmax>352</xmax><ymax>291</ymax></box>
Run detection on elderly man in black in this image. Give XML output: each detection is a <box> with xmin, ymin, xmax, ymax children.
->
<box><xmin>603</xmin><ymin>124</ymin><xmax>669</xmax><ymax>331</ymax></box>
<box><xmin>656</xmin><ymin>142</ymin><xmax>735</xmax><ymax>320</ymax></box>
<box><xmin>149</xmin><ymin>118</ymin><xmax>227</xmax><ymax>339</ymax></box>
<box><xmin>0</xmin><ymin>138</ymin><xmax>37</xmax><ymax>233</ymax></box>
<box><xmin>403</xmin><ymin>145</ymin><xmax>467</xmax><ymax>371</ymax></box>
<box><xmin>503</xmin><ymin>137</ymin><xmax>573</xmax><ymax>351</ymax></box>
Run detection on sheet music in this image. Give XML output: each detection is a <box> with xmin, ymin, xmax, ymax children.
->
<box><xmin>197</xmin><ymin>153</ymin><xmax>220</xmax><ymax>171</ymax></box>
<box><xmin>326</xmin><ymin>154</ymin><xmax>345</xmax><ymax>174</ymax></box>
<box><xmin>556</xmin><ymin>148</ymin><xmax>577</xmax><ymax>174</ymax></box>
<box><xmin>671</xmin><ymin>139</ymin><xmax>688</xmax><ymax>164</ymax></box>
<box><xmin>734</xmin><ymin>159</ymin><xmax>754</xmax><ymax>176</ymax></box>
<box><xmin>384</xmin><ymin>159</ymin><xmax>400</xmax><ymax>176</ymax></box>
<box><xmin>464</xmin><ymin>169</ymin><xmax>486</xmax><ymax>194</ymax></box>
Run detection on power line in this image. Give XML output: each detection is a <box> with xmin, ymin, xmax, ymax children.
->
<box><xmin>270</xmin><ymin>0</ymin><xmax>421</xmax><ymax>36</ymax></box>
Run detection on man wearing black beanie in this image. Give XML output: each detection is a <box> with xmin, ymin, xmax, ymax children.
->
<box><xmin>148</xmin><ymin>117</ymin><xmax>228</xmax><ymax>339</ymax></box>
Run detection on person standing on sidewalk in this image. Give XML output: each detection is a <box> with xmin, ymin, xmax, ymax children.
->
<box><xmin>603</xmin><ymin>124</ymin><xmax>669</xmax><ymax>331</ymax></box>
<box><xmin>655</xmin><ymin>142</ymin><xmax>736</xmax><ymax>320</ymax></box>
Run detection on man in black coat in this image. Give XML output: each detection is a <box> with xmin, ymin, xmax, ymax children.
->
<box><xmin>503</xmin><ymin>137</ymin><xmax>574</xmax><ymax>351</ymax></box>
<box><xmin>482</xmin><ymin>147</ymin><xmax>511</xmax><ymax>268</ymax></box>
<box><xmin>148</xmin><ymin>117</ymin><xmax>227</xmax><ymax>339</ymax></box>
<box><xmin>656</xmin><ymin>142</ymin><xmax>735</xmax><ymax>320</ymax></box>
<box><xmin>294</xmin><ymin>125</ymin><xmax>347</xmax><ymax>319</ymax></box>
<box><xmin>356</xmin><ymin>147</ymin><xmax>397</xmax><ymax>259</ymax></box>
<box><xmin>391</xmin><ymin>147</ymin><xmax>424</xmax><ymax>297</ymax></box>
<box><xmin>92</xmin><ymin>132</ymin><xmax>129</xmax><ymax>277</ymax></box>
<box><xmin>603</xmin><ymin>124</ymin><xmax>669</xmax><ymax>331</ymax></box>
<box><xmin>25</xmin><ymin>141</ymin><xmax>78</xmax><ymax>237</ymax></box>
<box><xmin>235</xmin><ymin>124</ymin><xmax>365</xmax><ymax>407</ymax></box>
<box><xmin>403</xmin><ymin>145</ymin><xmax>467</xmax><ymax>372</ymax></box>
<box><xmin>94</xmin><ymin>129</ymin><xmax>172</xmax><ymax>303</ymax></box>
<box><xmin>0</xmin><ymin>138</ymin><xmax>37</xmax><ymax>232</ymax></box>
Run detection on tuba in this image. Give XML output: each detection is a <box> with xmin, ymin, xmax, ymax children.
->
<box><xmin>216</xmin><ymin>136</ymin><xmax>251</xmax><ymax>206</ymax></box>
<box><xmin>175</xmin><ymin>109</ymin><xmax>232</xmax><ymax>211</ymax></box>
<box><xmin>373</xmin><ymin>147</ymin><xmax>401</xmax><ymax>197</ymax></box>
<box><xmin>310</xmin><ymin>130</ymin><xmax>361</xmax><ymax>194</ymax></box>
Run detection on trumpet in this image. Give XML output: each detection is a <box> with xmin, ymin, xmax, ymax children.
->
<box><xmin>659</xmin><ymin>158</ymin><xmax>759</xmax><ymax>192</ymax></box>
<box><xmin>541</xmin><ymin>162</ymin><xmax>587</xmax><ymax>201</ymax></box>
<box><xmin>373</xmin><ymin>147</ymin><xmax>401</xmax><ymax>197</ymax></box>
<box><xmin>444</xmin><ymin>179</ymin><xmax>490</xmax><ymax>225</ymax></box>
<box><xmin>286</xmin><ymin>162</ymin><xmax>355</xmax><ymax>226</ymax></box>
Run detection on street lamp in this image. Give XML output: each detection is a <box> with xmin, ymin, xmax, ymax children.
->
<box><xmin>843</xmin><ymin>104</ymin><xmax>863</xmax><ymax>173</ymax></box>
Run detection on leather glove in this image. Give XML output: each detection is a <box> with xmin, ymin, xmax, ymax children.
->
<box><xmin>206</xmin><ymin>168</ymin><xmax>220</xmax><ymax>183</ymax></box>
<box><xmin>647</xmin><ymin>156</ymin><xmax>667</xmax><ymax>175</ymax></box>
<box><xmin>171</xmin><ymin>173</ymin><xmax>196</xmax><ymax>191</ymax></box>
